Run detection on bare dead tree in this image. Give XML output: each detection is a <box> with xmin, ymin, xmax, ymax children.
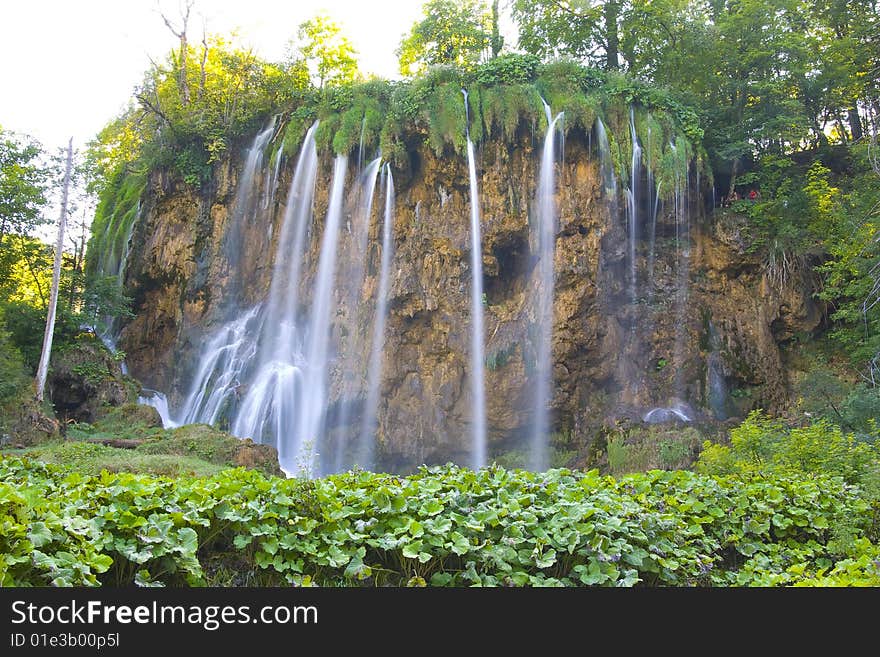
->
<box><xmin>35</xmin><ymin>139</ymin><xmax>73</xmax><ymax>403</ymax></box>
<box><xmin>198</xmin><ymin>18</ymin><xmax>208</xmax><ymax>101</ymax></box>
<box><xmin>158</xmin><ymin>0</ymin><xmax>194</xmax><ymax>106</ymax></box>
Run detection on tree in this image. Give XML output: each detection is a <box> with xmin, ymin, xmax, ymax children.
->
<box><xmin>0</xmin><ymin>129</ymin><xmax>49</xmax><ymax>248</ymax></box>
<box><xmin>158</xmin><ymin>0</ymin><xmax>195</xmax><ymax>107</ymax></box>
<box><xmin>490</xmin><ymin>0</ymin><xmax>503</xmax><ymax>58</ymax></box>
<box><xmin>34</xmin><ymin>138</ymin><xmax>73</xmax><ymax>403</ymax></box>
<box><xmin>511</xmin><ymin>0</ymin><xmax>627</xmax><ymax>70</ymax></box>
<box><xmin>0</xmin><ymin>129</ymin><xmax>52</xmax><ymax>307</ymax></box>
<box><xmin>397</xmin><ymin>0</ymin><xmax>492</xmax><ymax>76</ymax></box>
<box><xmin>290</xmin><ymin>15</ymin><xmax>359</xmax><ymax>89</ymax></box>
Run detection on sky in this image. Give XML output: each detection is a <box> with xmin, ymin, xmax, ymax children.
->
<box><xmin>0</xmin><ymin>0</ymin><xmax>442</xmax><ymax>150</ymax></box>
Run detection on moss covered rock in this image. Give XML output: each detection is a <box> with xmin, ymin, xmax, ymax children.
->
<box><xmin>137</xmin><ymin>424</ymin><xmax>282</xmax><ymax>477</ymax></box>
<box><xmin>47</xmin><ymin>335</ymin><xmax>138</xmax><ymax>424</ymax></box>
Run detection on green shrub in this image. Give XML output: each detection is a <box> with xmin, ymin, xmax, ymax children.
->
<box><xmin>1</xmin><ymin>456</ymin><xmax>877</xmax><ymax>587</ymax></box>
<box><xmin>472</xmin><ymin>54</ymin><xmax>541</xmax><ymax>86</ymax></box>
<box><xmin>0</xmin><ymin>328</ymin><xmax>28</xmax><ymax>402</ymax></box>
<box><xmin>696</xmin><ymin>410</ymin><xmax>880</xmax><ymax>488</ymax></box>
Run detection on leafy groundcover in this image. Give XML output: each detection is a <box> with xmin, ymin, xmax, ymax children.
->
<box><xmin>1</xmin><ymin>455</ymin><xmax>878</xmax><ymax>587</ymax></box>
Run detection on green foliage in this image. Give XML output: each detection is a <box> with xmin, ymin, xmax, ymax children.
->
<box><xmin>605</xmin><ymin>434</ymin><xmax>629</xmax><ymax>475</ymax></box>
<box><xmin>397</xmin><ymin>0</ymin><xmax>492</xmax><ymax>76</ymax></box>
<box><xmin>696</xmin><ymin>411</ymin><xmax>879</xmax><ymax>488</ymax></box>
<box><xmin>0</xmin><ymin>130</ymin><xmax>54</xmax><ymax>315</ymax></box>
<box><xmin>0</xmin><ymin>129</ymin><xmax>50</xmax><ymax>246</ymax></box>
<box><xmin>1</xmin><ymin>456</ymin><xmax>877</xmax><ymax>587</ymax></box>
<box><xmin>1</xmin><ymin>300</ymin><xmax>80</xmax><ymax>371</ymax></box>
<box><xmin>0</xmin><ymin>127</ymin><xmax>51</xmax><ymax>244</ymax></box>
<box><xmin>0</xmin><ymin>327</ymin><xmax>28</xmax><ymax>403</ymax></box>
<box><xmin>84</xmin><ymin>167</ymin><xmax>146</xmax><ymax>280</ymax></box>
<box><xmin>795</xmin><ymin>364</ymin><xmax>880</xmax><ymax>438</ymax></box>
<box><xmin>815</xmin><ymin>143</ymin><xmax>880</xmax><ymax>377</ymax></box>
<box><xmin>473</xmin><ymin>54</ymin><xmax>541</xmax><ymax>86</ymax></box>
<box><xmin>20</xmin><ymin>440</ymin><xmax>224</xmax><ymax>479</ymax></box>
<box><xmin>80</xmin><ymin>275</ymin><xmax>134</xmax><ymax>335</ymax></box>
<box><xmin>479</xmin><ymin>84</ymin><xmax>543</xmax><ymax>142</ymax></box>
<box><xmin>426</xmin><ymin>83</ymin><xmax>469</xmax><ymax>155</ymax></box>
<box><xmin>291</xmin><ymin>14</ymin><xmax>360</xmax><ymax>89</ymax></box>
<box><xmin>511</xmin><ymin>0</ymin><xmax>603</xmax><ymax>64</ymax></box>
<box><xmin>605</xmin><ymin>425</ymin><xmax>703</xmax><ymax>476</ymax></box>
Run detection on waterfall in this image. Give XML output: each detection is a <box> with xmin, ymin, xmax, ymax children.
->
<box><xmin>647</xmin><ymin>180</ymin><xmax>661</xmax><ymax>292</ymax></box>
<box><xmin>463</xmin><ymin>89</ymin><xmax>487</xmax><ymax>470</ymax></box>
<box><xmin>175</xmin><ymin>306</ymin><xmax>262</xmax><ymax>426</ymax></box>
<box><xmin>706</xmin><ymin>322</ymin><xmax>729</xmax><ymax>420</ymax></box>
<box><xmin>263</xmin><ymin>149</ymin><xmax>284</xmax><ymax>213</ymax></box>
<box><xmin>221</xmin><ymin>120</ymin><xmax>276</xmax><ymax>301</ymax></box>
<box><xmin>231</xmin><ymin>122</ymin><xmax>320</xmax><ymax>468</ymax></box>
<box><xmin>295</xmin><ymin>155</ymin><xmax>349</xmax><ymax>477</ymax></box>
<box><xmin>627</xmin><ymin>107</ymin><xmax>641</xmax><ymax>305</ymax></box>
<box><xmin>531</xmin><ymin>100</ymin><xmax>563</xmax><ymax>471</ymax></box>
<box><xmin>644</xmin><ymin>139</ymin><xmax>694</xmax><ymax>422</ymax></box>
<box><xmin>357</xmin><ymin>114</ymin><xmax>367</xmax><ymax>172</ymax></box>
<box><xmin>138</xmin><ymin>389</ymin><xmax>178</xmax><ymax>429</ymax></box>
<box><xmin>595</xmin><ymin>118</ymin><xmax>617</xmax><ymax>197</ymax></box>
<box><xmin>358</xmin><ymin>165</ymin><xmax>395</xmax><ymax>470</ymax></box>
<box><xmin>134</xmin><ymin>120</ymin><xmax>275</xmax><ymax>426</ymax></box>
<box><xmin>331</xmin><ymin>156</ymin><xmax>382</xmax><ymax>473</ymax></box>
<box><xmin>671</xmin><ymin>141</ymin><xmax>691</xmax><ymax>400</ymax></box>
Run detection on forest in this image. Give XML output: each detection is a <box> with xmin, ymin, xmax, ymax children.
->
<box><xmin>1</xmin><ymin>0</ymin><xmax>878</xmax><ymax>588</ymax></box>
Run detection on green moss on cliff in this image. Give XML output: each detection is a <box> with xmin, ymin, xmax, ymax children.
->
<box><xmin>84</xmin><ymin>168</ymin><xmax>146</xmax><ymax>280</ymax></box>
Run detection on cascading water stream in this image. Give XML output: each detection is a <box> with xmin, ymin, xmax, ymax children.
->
<box><xmin>357</xmin><ymin>165</ymin><xmax>395</xmax><ymax>470</ymax></box>
<box><xmin>231</xmin><ymin>123</ymin><xmax>320</xmax><ymax>469</ymax></box>
<box><xmin>531</xmin><ymin>100</ymin><xmax>563</xmax><ymax>472</ymax></box>
<box><xmin>295</xmin><ymin>155</ymin><xmax>349</xmax><ymax>477</ymax></box>
<box><xmin>138</xmin><ymin>389</ymin><xmax>178</xmax><ymax>428</ymax></box>
<box><xmin>263</xmin><ymin>149</ymin><xmax>284</xmax><ymax>215</ymax></box>
<box><xmin>627</xmin><ymin>107</ymin><xmax>641</xmax><ymax>305</ymax></box>
<box><xmin>331</xmin><ymin>156</ymin><xmax>382</xmax><ymax>473</ymax></box>
<box><xmin>644</xmin><ymin>140</ymin><xmax>694</xmax><ymax>423</ymax></box>
<box><xmin>221</xmin><ymin>119</ymin><xmax>276</xmax><ymax>301</ymax></box>
<box><xmin>671</xmin><ymin>142</ymin><xmax>691</xmax><ymax>400</ymax></box>
<box><xmin>463</xmin><ymin>89</ymin><xmax>487</xmax><ymax>470</ymax></box>
<box><xmin>175</xmin><ymin>306</ymin><xmax>262</xmax><ymax>425</ymax></box>
<box><xmin>150</xmin><ymin>122</ymin><xmax>278</xmax><ymax>429</ymax></box>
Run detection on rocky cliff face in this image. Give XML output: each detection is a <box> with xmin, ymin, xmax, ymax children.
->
<box><xmin>118</xmin><ymin>127</ymin><xmax>821</xmax><ymax>471</ymax></box>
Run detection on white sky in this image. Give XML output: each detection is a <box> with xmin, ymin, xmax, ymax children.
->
<box><xmin>0</xmin><ymin>0</ymin><xmax>436</xmax><ymax>150</ymax></box>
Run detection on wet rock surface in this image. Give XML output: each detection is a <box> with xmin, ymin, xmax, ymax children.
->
<box><xmin>118</xmin><ymin>130</ymin><xmax>821</xmax><ymax>470</ymax></box>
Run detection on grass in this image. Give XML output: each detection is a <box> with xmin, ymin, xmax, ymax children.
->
<box><xmin>14</xmin><ymin>440</ymin><xmax>226</xmax><ymax>477</ymax></box>
<box><xmin>604</xmin><ymin>425</ymin><xmax>705</xmax><ymax>477</ymax></box>
<box><xmin>4</xmin><ymin>404</ymin><xmax>281</xmax><ymax>478</ymax></box>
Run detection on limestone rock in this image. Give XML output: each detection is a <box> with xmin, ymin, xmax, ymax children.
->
<box><xmin>115</xmin><ymin>129</ymin><xmax>823</xmax><ymax>470</ymax></box>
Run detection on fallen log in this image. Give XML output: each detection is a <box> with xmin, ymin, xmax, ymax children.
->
<box><xmin>85</xmin><ymin>438</ymin><xmax>144</xmax><ymax>450</ymax></box>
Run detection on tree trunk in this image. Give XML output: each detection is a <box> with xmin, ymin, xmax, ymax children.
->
<box><xmin>35</xmin><ymin>138</ymin><xmax>73</xmax><ymax>403</ymax></box>
<box><xmin>178</xmin><ymin>35</ymin><xmax>190</xmax><ymax>106</ymax></box>
<box><xmin>491</xmin><ymin>0</ymin><xmax>503</xmax><ymax>58</ymax></box>
<box><xmin>161</xmin><ymin>2</ymin><xmax>192</xmax><ymax>107</ymax></box>
<box><xmin>604</xmin><ymin>1</ymin><xmax>621</xmax><ymax>70</ymax></box>
<box><xmin>198</xmin><ymin>31</ymin><xmax>208</xmax><ymax>100</ymax></box>
<box><xmin>849</xmin><ymin>106</ymin><xmax>864</xmax><ymax>142</ymax></box>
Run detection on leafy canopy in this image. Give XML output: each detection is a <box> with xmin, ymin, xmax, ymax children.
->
<box><xmin>397</xmin><ymin>0</ymin><xmax>493</xmax><ymax>76</ymax></box>
<box><xmin>291</xmin><ymin>14</ymin><xmax>360</xmax><ymax>89</ymax></box>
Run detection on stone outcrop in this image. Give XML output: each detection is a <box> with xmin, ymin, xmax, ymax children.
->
<box><xmin>116</xmin><ymin>127</ymin><xmax>822</xmax><ymax>471</ymax></box>
<box><xmin>47</xmin><ymin>336</ymin><xmax>139</xmax><ymax>425</ymax></box>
